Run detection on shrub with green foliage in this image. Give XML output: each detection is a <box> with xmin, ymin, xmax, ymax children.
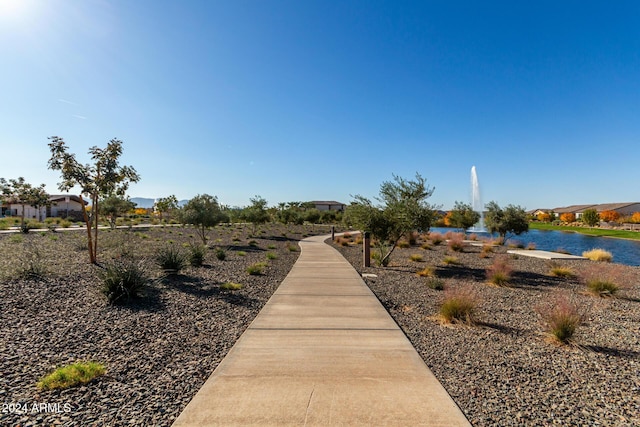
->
<box><xmin>214</xmin><ymin>247</ymin><xmax>226</xmax><ymax>260</ymax></box>
<box><xmin>188</xmin><ymin>244</ymin><xmax>207</xmax><ymax>267</ymax></box>
<box><xmin>156</xmin><ymin>245</ymin><xmax>187</xmax><ymax>272</ymax></box>
<box><xmin>99</xmin><ymin>260</ymin><xmax>150</xmax><ymax>304</ymax></box>
<box><xmin>220</xmin><ymin>282</ymin><xmax>243</xmax><ymax>290</ymax></box>
<box><xmin>484</xmin><ymin>201</ymin><xmax>529</xmax><ymax>244</ymax></box>
<box><xmin>246</xmin><ymin>262</ymin><xmax>266</xmax><ymax>275</ymax></box>
<box><xmin>426</xmin><ymin>277</ymin><xmax>445</xmax><ymax>290</ymax></box>
<box><xmin>581</xmin><ymin>209</ymin><xmax>600</xmax><ymax>227</ymax></box>
<box><xmin>38</xmin><ymin>362</ymin><xmax>105</xmax><ymax>390</ymax></box>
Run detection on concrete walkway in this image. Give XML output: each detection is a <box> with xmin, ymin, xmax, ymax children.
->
<box><xmin>173</xmin><ymin>234</ymin><xmax>470</xmax><ymax>426</ymax></box>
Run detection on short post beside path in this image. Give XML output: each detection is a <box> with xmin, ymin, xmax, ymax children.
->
<box><xmin>173</xmin><ymin>233</ymin><xmax>470</xmax><ymax>426</ymax></box>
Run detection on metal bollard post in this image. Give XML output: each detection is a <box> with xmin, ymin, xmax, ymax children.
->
<box><xmin>331</xmin><ymin>225</ymin><xmax>335</xmax><ymax>241</ymax></box>
<box><xmin>363</xmin><ymin>231</ymin><xmax>370</xmax><ymax>267</ymax></box>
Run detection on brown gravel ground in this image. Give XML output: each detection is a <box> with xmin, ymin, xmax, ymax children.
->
<box><xmin>332</xmin><ymin>232</ymin><xmax>640</xmax><ymax>426</ymax></box>
<box><xmin>0</xmin><ymin>223</ymin><xmax>337</xmax><ymax>426</ymax></box>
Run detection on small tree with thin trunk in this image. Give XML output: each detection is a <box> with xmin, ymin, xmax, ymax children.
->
<box><xmin>47</xmin><ymin>136</ymin><xmax>140</xmax><ymax>264</ymax></box>
<box><xmin>154</xmin><ymin>195</ymin><xmax>179</xmax><ymax>221</ymax></box>
<box><xmin>241</xmin><ymin>195</ymin><xmax>270</xmax><ymax>235</ymax></box>
<box><xmin>581</xmin><ymin>209</ymin><xmax>600</xmax><ymax>227</ymax></box>
<box><xmin>345</xmin><ymin>173</ymin><xmax>437</xmax><ymax>266</ymax></box>
<box><xmin>100</xmin><ymin>196</ymin><xmax>136</xmax><ymax>229</ymax></box>
<box><xmin>178</xmin><ymin>194</ymin><xmax>229</xmax><ymax>244</ymax></box>
<box><xmin>484</xmin><ymin>201</ymin><xmax>529</xmax><ymax>244</ymax></box>
<box><xmin>0</xmin><ymin>177</ymin><xmax>50</xmax><ymax>231</ymax></box>
<box><xmin>448</xmin><ymin>201</ymin><xmax>480</xmax><ymax>233</ymax></box>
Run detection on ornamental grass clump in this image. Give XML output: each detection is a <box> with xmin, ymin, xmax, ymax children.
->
<box><xmin>156</xmin><ymin>244</ymin><xmax>187</xmax><ymax>273</ymax></box>
<box><xmin>429</xmin><ymin>232</ymin><xmax>444</xmax><ymax>245</ymax></box>
<box><xmin>247</xmin><ymin>262</ymin><xmax>266</xmax><ymax>275</ymax></box>
<box><xmin>439</xmin><ymin>288</ymin><xmax>478</xmax><ymax>324</ymax></box>
<box><xmin>38</xmin><ymin>362</ymin><xmax>105</xmax><ymax>390</ymax></box>
<box><xmin>582</xmin><ymin>248</ymin><xmax>613</xmax><ymax>262</ymax></box>
<box><xmin>537</xmin><ymin>295</ymin><xmax>585</xmax><ymax>344</ymax></box>
<box><xmin>549</xmin><ymin>264</ymin><xmax>576</xmax><ymax>278</ymax></box>
<box><xmin>486</xmin><ymin>256</ymin><xmax>512</xmax><ymax>286</ymax></box>
<box><xmin>447</xmin><ymin>235</ymin><xmax>465</xmax><ymax>252</ymax></box>
<box><xmin>443</xmin><ymin>256</ymin><xmax>459</xmax><ymax>265</ymax></box>
<box><xmin>416</xmin><ymin>266</ymin><xmax>435</xmax><ymax>277</ymax></box>
<box><xmin>409</xmin><ymin>253</ymin><xmax>423</xmax><ymax>262</ymax></box>
<box><xmin>426</xmin><ymin>277</ymin><xmax>445</xmax><ymax>290</ymax></box>
<box><xmin>579</xmin><ymin>263</ymin><xmax>630</xmax><ymax>297</ymax></box>
<box><xmin>188</xmin><ymin>244</ymin><xmax>207</xmax><ymax>267</ymax></box>
<box><xmin>214</xmin><ymin>247</ymin><xmax>226</xmax><ymax>260</ymax></box>
<box><xmin>99</xmin><ymin>260</ymin><xmax>150</xmax><ymax>304</ymax></box>
<box><xmin>220</xmin><ymin>282</ymin><xmax>243</xmax><ymax>290</ymax></box>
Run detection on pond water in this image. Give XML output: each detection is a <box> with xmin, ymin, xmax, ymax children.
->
<box><xmin>431</xmin><ymin>228</ymin><xmax>640</xmax><ymax>267</ymax></box>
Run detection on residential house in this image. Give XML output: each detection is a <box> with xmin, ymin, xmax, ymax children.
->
<box><xmin>311</xmin><ymin>201</ymin><xmax>345</xmax><ymax>212</ymax></box>
<box><xmin>1</xmin><ymin>194</ymin><xmax>86</xmax><ymax>221</ymax></box>
<box><xmin>553</xmin><ymin>203</ymin><xmax>640</xmax><ymax>219</ymax></box>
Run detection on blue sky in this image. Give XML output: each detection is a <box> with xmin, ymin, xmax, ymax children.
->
<box><xmin>1</xmin><ymin>0</ymin><xmax>639</xmax><ymax>210</ymax></box>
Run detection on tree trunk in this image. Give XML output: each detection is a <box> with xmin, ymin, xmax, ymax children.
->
<box><xmin>79</xmin><ymin>195</ymin><xmax>96</xmax><ymax>263</ymax></box>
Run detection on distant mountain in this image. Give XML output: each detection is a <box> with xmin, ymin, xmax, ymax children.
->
<box><xmin>130</xmin><ymin>197</ymin><xmax>188</xmax><ymax>209</ymax></box>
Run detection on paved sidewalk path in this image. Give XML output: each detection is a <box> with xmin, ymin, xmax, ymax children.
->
<box><xmin>173</xmin><ymin>234</ymin><xmax>470</xmax><ymax>426</ymax></box>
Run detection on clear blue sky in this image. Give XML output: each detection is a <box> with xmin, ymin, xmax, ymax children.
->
<box><xmin>1</xmin><ymin>0</ymin><xmax>639</xmax><ymax>210</ymax></box>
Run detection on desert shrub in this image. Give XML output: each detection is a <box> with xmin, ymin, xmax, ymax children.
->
<box><xmin>429</xmin><ymin>232</ymin><xmax>444</xmax><ymax>245</ymax></box>
<box><xmin>420</xmin><ymin>241</ymin><xmax>432</xmax><ymax>250</ymax></box>
<box><xmin>486</xmin><ymin>256</ymin><xmax>512</xmax><ymax>286</ymax></box>
<box><xmin>266</xmin><ymin>252</ymin><xmax>277</xmax><ymax>260</ymax></box>
<box><xmin>220</xmin><ymin>282</ymin><xmax>243</xmax><ymax>290</ymax></box>
<box><xmin>468</xmin><ymin>233</ymin><xmax>478</xmax><ymax>241</ymax></box>
<box><xmin>156</xmin><ymin>245</ymin><xmax>187</xmax><ymax>272</ymax></box>
<box><xmin>426</xmin><ymin>277</ymin><xmax>445</xmax><ymax>290</ymax></box>
<box><xmin>99</xmin><ymin>260</ymin><xmax>150</xmax><ymax>304</ymax></box>
<box><xmin>237</xmin><ymin>251</ymin><xmax>246</xmax><ymax>257</ymax></box>
<box><xmin>416</xmin><ymin>266</ymin><xmax>434</xmax><ymax>277</ymax></box>
<box><xmin>354</xmin><ymin>235</ymin><xmax>363</xmax><ymax>245</ymax></box>
<box><xmin>287</xmin><ymin>242</ymin><xmax>299</xmax><ymax>252</ymax></box>
<box><xmin>409</xmin><ymin>254</ymin><xmax>423</xmax><ymax>262</ymax></box>
<box><xmin>537</xmin><ymin>295</ymin><xmax>585</xmax><ymax>344</ymax></box>
<box><xmin>479</xmin><ymin>244</ymin><xmax>493</xmax><ymax>258</ymax></box>
<box><xmin>439</xmin><ymin>288</ymin><xmax>478</xmax><ymax>324</ymax></box>
<box><xmin>188</xmin><ymin>244</ymin><xmax>207</xmax><ymax>267</ymax></box>
<box><xmin>248</xmin><ymin>240</ymin><xmax>258</xmax><ymax>247</ymax></box>
<box><xmin>549</xmin><ymin>265</ymin><xmax>576</xmax><ymax>278</ymax></box>
<box><xmin>343</xmin><ymin>232</ymin><xmax>352</xmax><ymax>239</ymax></box>
<box><xmin>443</xmin><ymin>256</ymin><xmax>459</xmax><ymax>265</ymax></box>
<box><xmin>447</xmin><ymin>235</ymin><xmax>465</xmax><ymax>252</ymax></box>
<box><xmin>267</xmin><ymin>244</ymin><xmax>276</xmax><ymax>249</ymax></box>
<box><xmin>214</xmin><ymin>247</ymin><xmax>226</xmax><ymax>260</ymax></box>
<box><xmin>397</xmin><ymin>240</ymin><xmax>410</xmax><ymax>249</ymax></box>
<box><xmin>247</xmin><ymin>262</ymin><xmax>266</xmax><ymax>275</ymax></box>
<box><xmin>38</xmin><ymin>362</ymin><xmax>105</xmax><ymax>390</ymax></box>
<box><xmin>582</xmin><ymin>248</ymin><xmax>613</xmax><ymax>262</ymax></box>
<box><xmin>579</xmin><ymin>263</ymin><xmax>631</xmax><ymax>297</ymax></box>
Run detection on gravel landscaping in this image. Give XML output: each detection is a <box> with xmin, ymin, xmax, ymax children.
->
<box><xmin>332</xmin><ymin>233</ymin><xmax>640</xmax><ymax>426</ymax></box>
<box><xmin>0</xmin><ymin>223</ymin><xmax>334</xmax><ymax>426</ymax></box>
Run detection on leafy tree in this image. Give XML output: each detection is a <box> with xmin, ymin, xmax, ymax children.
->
<box><xmin>484</xmin><ymin>201</ymin><xmax>529</xmax><ymax>244</ymax></box>
<box><xmin>154</xmin><ymin>195</ymin><xmax>179</xmax><ymax>221</ymax></box>
<box><xmin>47</xmin><ymin>136</ymin><xmax>140</xmax><ymax>264</ymax></box>
<box><xmin>599</xmin><ymin>210</ymin><xmax>620</xmax><ymax>223</ymax></box>
<box><xmin>448</xmin><ymin>201</ymin><xmax>481</xmax><ymax>232</ymax></box>
<box><xmin>100</xmin><ymin>196</ymin><xmax>136</xmax><ymax>229</ymax></box>
<box><xmin>178</xmin><ymin>194</ymin><xmax>229</xmax><ymax>244</ymax></box>
<box><xmin>304</xmin><ymin>208</ymin><xmax>321</xmax><ymax>224</ymax></box>
<box><xmin>560</xmin><ymin>212</ymin><xmax>576</xmax><ymax>223</ymax></box>
<box><xmin>581</xmin><ymin>209</ymin><xmax>599</xmax><ymax>227</ymax></box>
<box><xmin>345</xmin><ymin>173</ymin><xmax>436</xmax><ymax>266</ymax></box>
<box><xmin>241</xmin><ymin>195</ymin><xmax>270</xmax><ymax>234</ymax></box>
<box><xmin>537</xmin><ymin>212</ymin><xmax>551</xmax><ymax>222</ymax></box>
<box><xmin>631</xmin><ymin>212</ymin><xmax>640</xmax><ymax>224</ymax></box>
<box><xmin>275</xmin><ymin>202</ymin><xmax>304</xmax><ymax>225</ymax></box>
<box><xmin>0</xmin><ymin>177</ymin><xmax>50</xmax><ymax>231</ymax></box>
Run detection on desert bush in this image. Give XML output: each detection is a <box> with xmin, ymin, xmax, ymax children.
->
<box><xmin>220</xmin><ymin>282</ymin><xmax>243</xmax><ymax>290</ymax></box>
<box><xmin>443</xmin><ymin>256</ymin><xmax>459</xmax><ymax>265</ymax></box>
<box><xmin>549</xmin><ymin>265</ymin><xmax>576</xmax><ymax>278</ymax></box>
<box><xmin>582</xmin><ymin>248</ymin><xmax>613</xmax><ymax>262</ymax></box>
<box><xmin>420</xmin><ymin>241</ymin><xmax>432</xmax><ymax>250</ymax></box>
<box><xmin>237</xmin><ymin>251</ymin><xmax>246</xmax><ymax>257</ymax></box>
<box><xmin>98</xmin><ymin>260</ymin><xmax>150</xmax><ymax>304</ymax></box>
<box><xmin>416</xmin><ymin>266</ymin><xmax>435</xmax><ymax>277</ymax></box>
<box><xmin>267</xmin><ymin>244</ymin><xmax>276</xmax><ymax>249</ymax></box>
<box><xmin>447</xmin><ymin>234</ymin><xmax>465</xmax><ymax>252</ymax></box>
<box><xmin>468</xmin><ymin>233</ymin><xmax>478</xmax><ymax>241</ymax></box>
<box><xmin>486</xmin><ymin>256</ymin><xmax>512</xmax><ymax>286</ymax></box>
<box><xmin>156</xmin><ymin>245</ymin><xmax>187</xmax><ymax>273</ymax></box>
<box><xmin>266</xmin><ymin>252</ymin><xmax>277</xmax><ymax>260</ymax></box>
<box><xmin>429</xmin><ymin>232</ymin><xmax>444</xmax><ymax>245</ymax></box>
<box><xmin>537</xmin><ymin>295</ymin><xmax>585</xmax><ymax>344</ymax></box>
<box><xmin>579</xmin><ymin>263</ymin><xmax>631</xmax><ymax>297</ymax></box>
<box><xmin>426</xmin><ymin>277</ymin><xmax>445</xmax><ymax>290</ymax></box>
<box><xmin>343</xmin><ymin>232</ymin><xmax>352</xmax><ymax>239</ymax></box>
<box><xmin>214</xmin><ymin>247</ymin><xmax>226</xmax><ymax>260</ymax></box>
<box><xmin>440</xmin><ymin>288</ymin><xmax>478</xmax><ymax>324</ymax></box>
<box><xmin>247</xmin><ymin>262</ymin><xmax>266</xmax><ymax>275</ymax></box>
<box><xmin>409</xmin><ymin>254</ymin><xmax>423</xmax><ymax>262</ymax></box>
<box><xmin>397</xmin><ymin>240</ymin><xmax>410</xmax><ymax>249</ymax></box>
<box><xmin>38</xmin><ymin>362</ymin><xmax>105</xmax><ymax>390</ymax></box>
<box><xmin>188</xmin><ymin>244</ymin><xmax>207</xmax><ymax>267</ymax></box>
<box><xmin>287</xmin><ymin>242</ymin><xmax>299</xmax><ymax>252</ymax></box>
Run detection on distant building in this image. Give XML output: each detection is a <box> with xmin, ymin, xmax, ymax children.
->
<box><xmin>311</xmin><ymin>201</ymin><xmax>345</xmax><ymax>212</ymax></box>
<box><xmin>553</xmin><ymin>203</ymin><xmax>640</xmax><ymax>219</ymax></box>
<box><xmin>1</xmin><ymin>194</ymin><xmax>86</xmax><ymax>221</ymax></box>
